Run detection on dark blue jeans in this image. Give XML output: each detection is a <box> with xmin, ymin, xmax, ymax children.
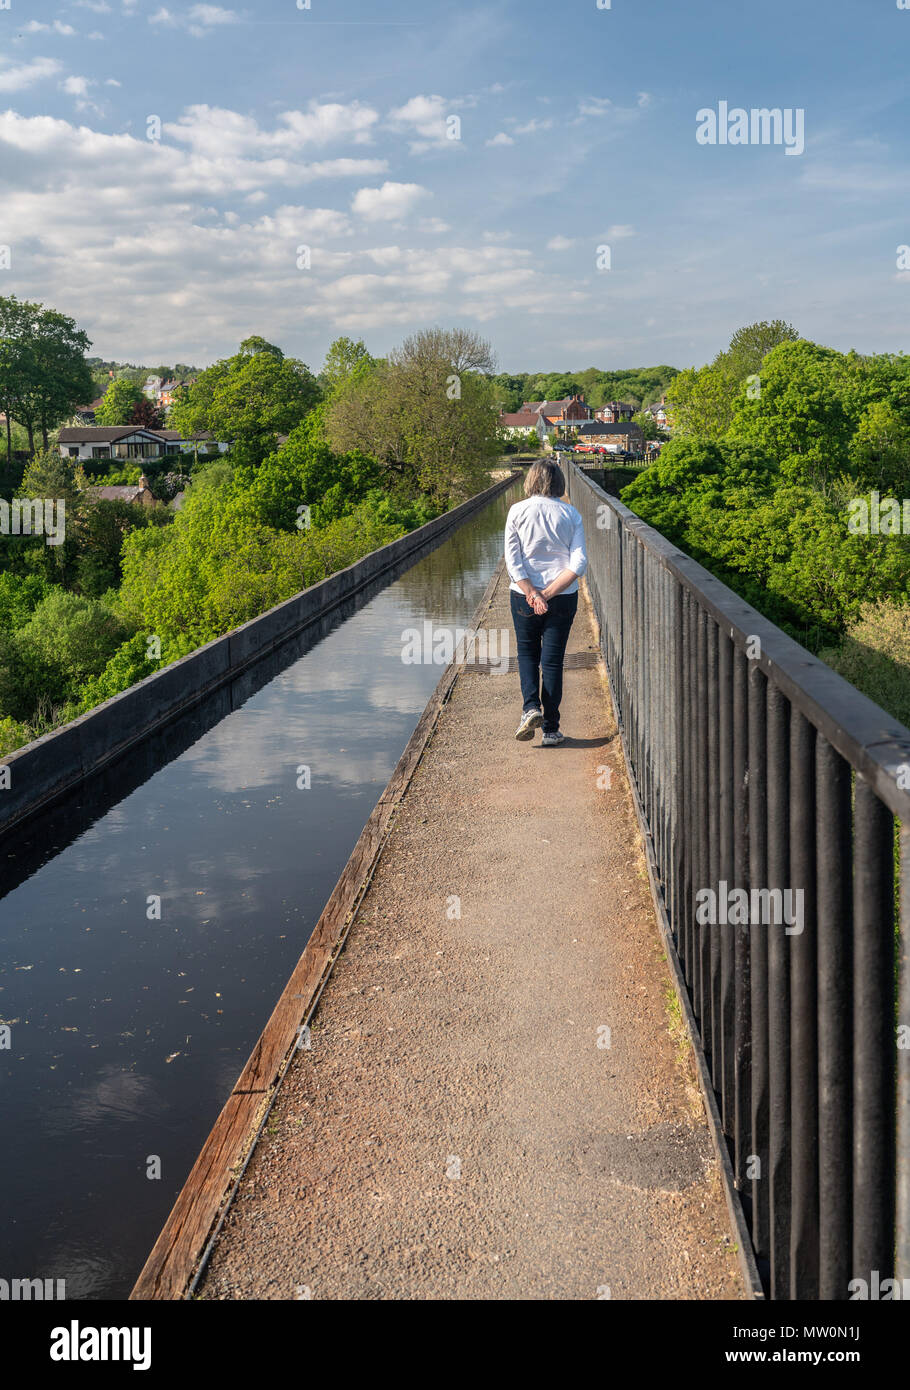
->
<box><xmin>509</xmin><ymin>590</ymin><xmax>578</xmax><ymax>733</ymax></box>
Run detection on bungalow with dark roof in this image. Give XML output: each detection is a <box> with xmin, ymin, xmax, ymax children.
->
<box><xmin>57</xmin><ymin>425</ymin><xmax>227</xmax><ymax>462</ymax></box>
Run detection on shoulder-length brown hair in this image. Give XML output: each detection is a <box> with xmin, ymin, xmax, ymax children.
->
<box><xmin>524</xmin><ymin>459</ymin><xmax>566</xmax><ymax>498</ymax></box>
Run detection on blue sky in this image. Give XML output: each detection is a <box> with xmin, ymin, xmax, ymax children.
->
<box><xmin>1</xmin><ymin>0</ymin><xmax>908</xmax><ymax>374</ymax></box>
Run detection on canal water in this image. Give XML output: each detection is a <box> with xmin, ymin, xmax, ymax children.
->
<box><xmin>0</xmin><ymin>483</ymin><xmax>519</xmax><ymax>1299</ymax></box>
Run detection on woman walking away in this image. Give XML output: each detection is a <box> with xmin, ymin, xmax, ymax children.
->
<box><xmin>504</xmin><ymin>458</ymin><xmax>587</xmax><ymax>746</ymax></box>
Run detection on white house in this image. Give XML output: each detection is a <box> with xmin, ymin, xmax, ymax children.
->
<box><xmin>497</xmin><ymin>409</ymin><xmax>549</xmax><ymax>443</ymax></box>
<box><xmin>57</xmin><ymin>426</ymin><xmax>228</xmax><ymax>462</ymax></box>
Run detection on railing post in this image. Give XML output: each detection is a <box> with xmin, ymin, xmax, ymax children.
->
<box><xmin>898</xmin><ymin>824</ymin><xmax>910</xmax><ymax>1285</ymax></box>
<box><xmin>852</xmin><ymin>778</ymin><xmax>896</xmax><ymax>1292</ymax></box>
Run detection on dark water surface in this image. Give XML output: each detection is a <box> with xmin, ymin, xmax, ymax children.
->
<box><xmin>0</xmin><ymin>485</ymin><xmax>518</xmax><ymax>1299</ymax></box>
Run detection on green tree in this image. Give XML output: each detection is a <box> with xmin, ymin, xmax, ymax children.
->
<box><xmin>96</xmin><ymin>378</ymin><xmax>145</xmax><ymax>425</ymax></box>
<box><xmin>320</xmin><ymin>337</ymin><xmax>376</xmax><ymax>399</ymax></box>
<box><xmin>0</xmin><ymin>572</ymin><xmax>50</xmax><ymax>631</ymax></box>
<box><xmin>325</xmin><ymin>327</ymin><xmax>500</xmax><ymax>504</ymax></box>
<box><xmin>666</xmin><ymin>362</ymin><xmax>740</xmax><ymax>439</ymax></box>
<box><xmin>75</xmin><ymin>497</ymin><xmax>170</xmax><ymax>597</ymax></box>
<box><xmin>243</xmin><ymin>414</ymin><xmax>381</xmax><ymax>531</ymax></box>
<box><xmin>848</xmin><ymin>400</ymin><xmax>910</xmax><ymax>493</ymax></box>
<box><xmin>0</xmin><ymin>589</ymin><xmax>131</xmax><ymax>721</ymax></box>
<box><xmin>119</xmin><ymin>478</ymin><xmax>404</xmax><ymax>649</ymax></box>
<box><xmin>22</xmin><ymin>307</ymin><xmax>93</xmax><ymax>452</ymax></box>
<box><xmin>0</xmin><ymin>295</ymin><xmax>40</xmax><ymax>462</ymax></box>
<box><xmin>728</xmin><ymin>340</ymin><xmax>857</xmax><ymax>487</ymax></box>
<box><xmin>169</xmin><ymin>337</ymin><xmax>320</xmax><ymax>467</ymax></box>
<box><xmin>725</xmin><ymin>320</ymin><xmax>799</xmax><ymax>380</ymax></box>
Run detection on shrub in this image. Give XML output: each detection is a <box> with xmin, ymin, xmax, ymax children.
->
<box><xmin>16</xmin><ymin>589</ymin><xmax>132</xmax><ymax>708</ymax></box>
<box><xmin>0</xmin><ymin>714</ymin><xmax>31</xmax><ymax>758</ymax></box>
<box><xmin>0</xmin><ymin>572</ymin><xmax>51</xmax><ymax>632</ymax></box>
<box><xmin>823</xmin><ymin>601</ymin><xmax>910</xmax><ymax>727</ymax></box>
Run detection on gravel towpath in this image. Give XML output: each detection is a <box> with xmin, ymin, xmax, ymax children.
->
<box><xmin>198</xmin><ymin>570</ymin><xmax>745</xmax><ymax>1301</ymax></box>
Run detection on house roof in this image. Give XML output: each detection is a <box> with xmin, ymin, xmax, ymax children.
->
<box><xmin>58</xmin><ymin>426</ymin><xmax>165</xmax><ymax>443</ymax></box>
<box><xmin>85</xmin><ymin>484</ymin><xmax>152</xmax><ymax>502</ymax></box>
<box><xmin>58</xmin><ymin>426</ymin><xmax>216</xmax><ymax>444</ymax></box>
<box><xmin>499</xmin><ymin>412</ymin><xmax>540</xmax><ymax>428</ymax></box>
<box><xmin>520</xmin><ymin>398</ymin><xmax>578</xmax><ymax>413</ymax></box>
<box><xmin>576</xmin><ymin>420</ymin><xmax>644</xmax><ymax>436</ymax></box>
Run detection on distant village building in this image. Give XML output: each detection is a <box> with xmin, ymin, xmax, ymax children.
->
<box><xmin>594</xmin><ymin>401</ymin><xmax>635</xmax><ymax>423</ymax></box>
<box><xmin>85</xmin><ymin>472</ymin><xmax>156</xmax><ymax>507</ymax></box>
<box><xmin>498</xmin><ymin>409</ymin><xmax>547</xmax><ymax>442</ymax></box>
<box><xmin>57</xmin><ymin>426</ymin><xmax>227</xmax><ymax>462</ymax></box>
<box><xmin>642</xmin><ymin>396</ymin><xmax>671</xmax><ymax>429</ymax></box>
<box><xmin>574</xmin><ymin>420</ymin><xmax>645</xmax><ymax>454</ymax></box>
<box><xmin>157</xmin><ymin>380</ymin><xmax>185</xmax><ymax>409</ymax></box>
<box><xmin>74</xmin><ymin>397</ymin><xmax>106</xmax><ymax>424</ymax></box>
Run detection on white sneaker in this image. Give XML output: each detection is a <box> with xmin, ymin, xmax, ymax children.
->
<box><xmin>515</xmin><ymin>708</ymin><xmax>543</xmax><ymax>740</ymax></box>
<box><xmin>540</xmin><ymin>730</ymin><xmax>565</xmax><ymax>747</ymax></box>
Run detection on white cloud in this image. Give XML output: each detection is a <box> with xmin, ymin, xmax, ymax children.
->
<box><xmin>23</xmin><ymin>20</ymin><xmax>77</xmax><ymax>35</ymax></box>
<box><xmin>256</xmin><ymin>204</ymin><xmax>353</xmax><ymax>239</ymax></box>
<box><xmin>351</xmin><ymin>181</ymin><xmax>428</xmax><ymax>221</ymax></box>
<box><xmin>546</xmin><ymin>235</ymin><xmax>574</xmax><ymax>251</ymax></box>
<box><xmin>62</xmin><ymin>75</ymin><xmax>93</xmax><ymax>97</ymax></box>
<box><xmin>105</xmin><ymin>78</ymin><xmax>122</xmax><ymax>87</ymax></box>
<box><xmin>606</xmin><ymin>224</ymin><xmax>635</xmax><ymax>239</ymax></box>
<box><xmin>485</xmin><ymin>131</ymin><xmax>513</xmax><ymax>147</ymax></box>
<box><xmin>0</xmin><ymin>107</ymin><xmax>586</xmax><ymax>361</ymax></box>
<box><xmin>0</xmin><ymin>58</ymin><xmax>63</xmax><ymax>92</ymax></box>
<box><xmin>150</xmin><ymin>4</ymin><xmax>241</xmax><ymax>36</ymax></box>
<box><xmin>387</xmin><ymin>93</ymin><xmax>456</xmax><ymax>152</ymax></box>
<box><xmin>189</xmin><ymin>4</ymin><xmax>240</xmax><ymax>24</ymax></box>
<box><xmin>165</xmin><ymin>102</ymin><xmax>378</xmax><ymax>158</ymax></box>
<box><xmin>511</xmin><ymin>117</ymin><xmax>553</xmax><ymax>135</ymax></box>
<box><xmin>576</xmin><ymin>97</ymin><xmax>612</xmax><ymax>118</ymax></box>
<box><xmin>75</xmin><ymin>0</ymin><xmax>111</xmax><ymax>10</ymax></box>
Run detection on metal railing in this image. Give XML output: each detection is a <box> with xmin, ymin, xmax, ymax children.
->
<box><xmin>568</xmin><ymin>461</ymin><xmax>910</xmax><ymax>1300</ymax></box>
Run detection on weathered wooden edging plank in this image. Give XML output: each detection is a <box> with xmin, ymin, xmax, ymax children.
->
<box><xmin>130</xmin><ymin>559</ymin><xmax>507</xmax><ymax>1300</ymax></box>
<box><xmin>0</xmin><ymin>472</ymin><xmax>520</xmax><ymax>836</ymax></box>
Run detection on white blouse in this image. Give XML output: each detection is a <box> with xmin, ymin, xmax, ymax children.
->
<box><xmin>504</xmin><ymin>495</ymin><xmax>588</xmax><ymax>595</ymax></box>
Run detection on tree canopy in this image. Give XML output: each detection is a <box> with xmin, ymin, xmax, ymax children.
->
<box><xmin>169</xmin><ymin>337</ymin><xmax>320</xmax><ymax>466</ymax></box>
<box><xmin>0</xmin><ymin>295</ymin><xmax>93</xmax><ymax>457</ymax></box>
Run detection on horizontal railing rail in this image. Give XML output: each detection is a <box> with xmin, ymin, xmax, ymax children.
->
<box><xmin>568</xmin><ymin>460</ymin><xmax>910</xmax><ymax>1301</ymax></box>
